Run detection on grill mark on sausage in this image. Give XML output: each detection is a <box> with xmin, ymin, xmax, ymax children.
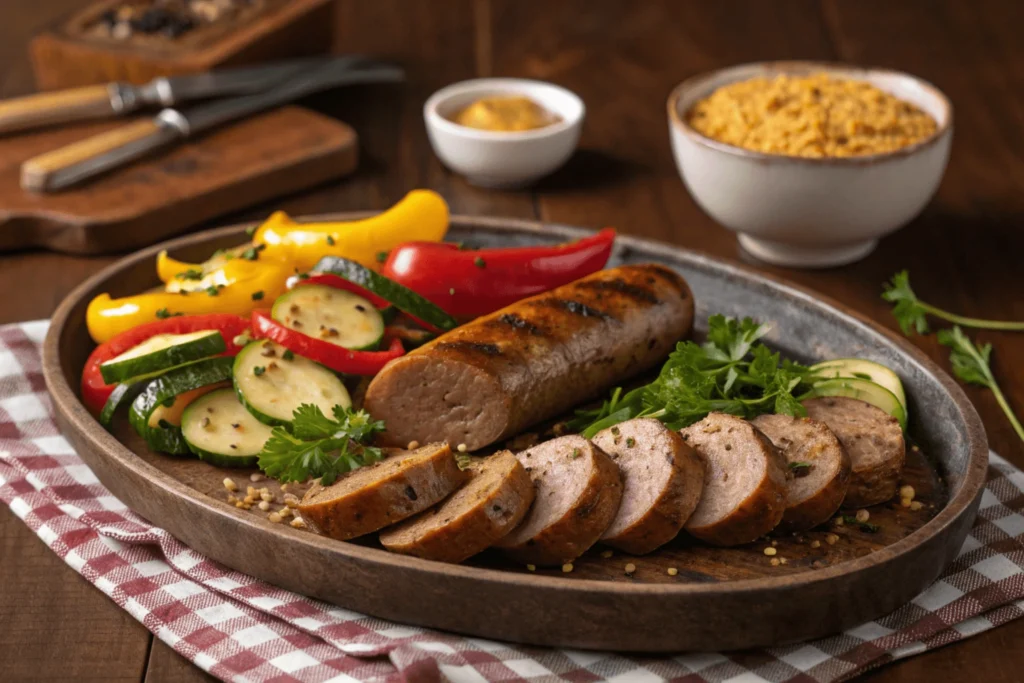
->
<box><xmin>575</xmin><ymin>278</ymin><xmax>660</xmax><ymax>304</ymax></box>
<box><xmin>637</xmin><ymin>264</ymin><xmax>690</xmax><ymax>297</ymax></box>
<box><xmin>434</xmin><ymin>341</ymin><xmax>503</xmax><ymax>356</ymax></box>
<box><xmin>534</xmin><ymin>298</ymin><xmax>613</xmax><ymax>320</ymax></box>
<box><xmin>484</xmin><ymin>313</ymin><xmax>545</xmax><ymax>336</ymax></box>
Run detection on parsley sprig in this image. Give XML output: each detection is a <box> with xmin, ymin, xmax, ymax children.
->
<box><xmin>883</xmin><ymin>271</ymin><xmax>1024</xmax><ymax>335</ymax></box>
<box><xmin>938</xmin><ymin>326</ymin><xmax>1024</xmax><ymax>441</ymax></box>
<box><xmin>570</xmin><ymin>316</ymin><xmax>818</xmax><ymax>437</ymax></box>
<box><xmin>257</xmin><ymin>404</ymin><xmax>386</xmax><ymax>484</ymax></box>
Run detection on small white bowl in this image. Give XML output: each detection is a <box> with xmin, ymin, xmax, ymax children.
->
<box><xmin>424</xmin><ymin>78</ymin><xmax>585</xmax><ymax>189</ymax></box>
<box><xmin>668</xmin><ymin>62</ymin><xmax>953</xmax><ymax>268</ymax></box>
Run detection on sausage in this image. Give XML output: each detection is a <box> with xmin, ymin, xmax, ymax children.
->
<box><xmin>802</xmin><ymin>397</ymin><xmax>905</xmax><ymax>507</ymax></box>
<box><xmin>494</xmin><ymin>435</ymin><xmax>623</xmax><ymax>565</ymax></box>
<box><xmin>298</xmin><ymin>443</ymin><xmax>465</xmax><ymax>541</ymax></box>
<box><xmin>591</xmin><ymin>418</ymin><xmax>704</xmax><ymax>554</ymax></box>
<box><xmin>750</xmin><ymin>413</ymin><xmax>851</xmax><ymax>531</ymax></box>
<box><xmin>379</xmin><ymin>451</ymin><xmax>535</xmax><ymax>563</ymax></box>
<box><xmin>680</xmin><ymin>413</ymin><xmax>788</xmax><ymax>546</ymax></box>
<box><xmin>363</xmin><ymin>264</ymin><xmax>694</xmax><ymax>450</ymax></box>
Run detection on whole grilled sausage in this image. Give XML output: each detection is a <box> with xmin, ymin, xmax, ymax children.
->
<box><xmin>364</xmin><ymin>264</ymin><xmax>694</xmax><ymax>450</ymax></box>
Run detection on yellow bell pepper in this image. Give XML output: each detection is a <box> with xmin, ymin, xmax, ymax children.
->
<box><xmin>87</xmin><ymin>257</ymin><xmax>291</xmax><ymax>344</ymax></box>
<box><xmin>253</xmin><ymin>189</ymin><xmax>449</xmax><ymax>272</ymax></box>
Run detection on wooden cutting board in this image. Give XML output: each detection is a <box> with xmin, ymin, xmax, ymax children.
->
<box><xmin>0</xmin><ymin>105</ymin><xmax>357</xmax><ymax>254</ymax></box>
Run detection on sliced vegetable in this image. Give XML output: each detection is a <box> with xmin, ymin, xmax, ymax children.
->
<box><xmin>383</xmin><ymin>321</ymin><xmax>436</xmax><ymax>349</ymax></box>
<box><xmin>381</xmin><ymin>228</ymin><xmax>616</xmax><ymax>318</ymax></box>
<box><xmin>803</xmin><ymin>378</ymin><xmax>907</xmax><ymax>430</ymax></box>
<box><xmin>233</xmin><ymin>340</ymin><xmax>352</xmax><ymax>426</ymax></box>
<box><xmin>81</xmin><ymin>314</ymin><xmax>249</xmax><ymax>414</ymax></box>
<box><xmin>99</xmin><ymin>382</ymin><xmax>144</xmax><ymax>428</ymax></box>
<box><xmin>254</xmin><ymin>190</ymin><xmax>450</xmax><ymax>271</ymax></box>
<box><xmin>810</xmin><ymin>358</ymin><xmax>907</xmax><ymax>414</ymax></box>
<box><xmin>99</xmin><ymin>329</ymin><xmax>225</xmax><ymax>384</ymax></box>
<box><xmin>251</xmin><ymin>310</ymin><xmax>406</xmax><ymax>376</ymax></box>
<box><xmin>271</xmin><ymin>285</ymin><xmax>384</xmax><ymax>351</ymax></box>
<box><xmin>292</xmin><ymin>273</ymin><xmax>390</xmax><ymax>309</ymax></box>
<box><xmin>181</xmin><ymin>388</ymin><xmax>274</xmax><ymax>468</ymax></box>
<box><xmin>312</xmin><ymin>256</ymin><xmax>458</xmax><ymax>331</ymax></box>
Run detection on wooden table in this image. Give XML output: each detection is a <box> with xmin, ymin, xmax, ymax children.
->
<box><xmin>2</xmin><ymin>1</ymin><xmax>1022</xmax><ymax>680</ymax></box>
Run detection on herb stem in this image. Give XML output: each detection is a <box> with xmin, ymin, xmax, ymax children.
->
<box><xmin>990</xmin><ymin>381</ymin><xmax>1024</xmax><ymax>442</ymax></box>
<box><xmin>921</xmin><ymin>303</ymin><xmax>1024</xmax><ymax>331</ymax></box>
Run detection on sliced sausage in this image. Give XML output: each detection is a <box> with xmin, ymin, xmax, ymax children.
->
<box><xmin>802</xmin><ymin>397</ymin><xmax>905</xmax><ymax>508</ymax></box>
<box><xmin>298</xmin><ymin>443</ymin><xmax>465</xmax><ymax>541</ymax></box>
<box><xmin>379</xmin><ymin>451</ymin><xmax>535</xmax><ymax>563</ymax></box>
<box><xmin>495</xmin><ymin>435</ymin><xmax>623</xmax><ymax>565</ymax></box>
<box><xmin>363</xmin><ymin>264</ymin><xmax>694</xmax><ymax>450</ymax></box>
<box><xmin>750</xmin><ymin>413</ymin><xmax>851</xmax><ymax>530</ymax></box>
<box><xmin>680</xmin><ymin>413</ymin><xmax>788</xmax><ymax>546</ymax></box>
<box><xmin>591</xmin><ymin>418</ymin><xmax>704</xmax><ymax>554</ymax></box>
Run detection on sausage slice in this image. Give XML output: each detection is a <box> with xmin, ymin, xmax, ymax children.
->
<box><xmin>495</xmin><ymin>435</ymin><xmax>623</xmax><ymax>565</ymax></box>
<box><xmin>298</xmin><ymin>443</ymin><xmax>465</xmax><ymax>541</ymax></box>
<box><xmin>364</xmin><ymin>264</ymin><xmax>694</xmax><ymax>450</ymax></box>
<box><xmin>750</xmin><ymin>414</ymin><xmax>851</xmax><ymax>530</ymax></box>
<box><xmin>591</xmin><ymin>418</ymin><xmax>704</xmax><ymax>554</ymax></box>
<box><xmin>802</xmin><ymin>397</ymin><xmax>905</xmax><ymax>508</ymax></box>
<box><xmin>379</xmin><ymin>451</ymin><xmax>535</xmax><ymax>563</ymax></box>
<box><xmin>680</xmin><ymin>413</ymin><xmax>788</xmax><ymax>546</ymax></box>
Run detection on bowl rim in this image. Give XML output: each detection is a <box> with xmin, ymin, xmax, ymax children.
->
<box><xmin>667</xmin><ymin>60</ymin><xmax>954</xmax><ymax>166</ymax></box>
<box><xmin>424</xmin><ymin>77</ymin><xmax>585</xmax><ymax>142</ymax></box>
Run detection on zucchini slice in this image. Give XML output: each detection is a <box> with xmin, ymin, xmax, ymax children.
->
<box><xmin>271</xmin><ymin>284</ymin><xmax>384</xmax><ymax>351</ymax></box>
<box><xmin>181</xmin><ymin>388</ymin><xmax>274</xmax><ymax>468</ymax></box>
<box><xmin>810</xmin><ymin>358</ymin><xmax>907</xmax><ymax>414</ymax></box>
<box><xmin>233</xmin><ymin>341</ymin><xmax>351</xmax><ymax>426</ymax></box>
<box><xmin>803</xmin><ymin>377</ymin><xmax>907</xmax><ymax>430</ymax></box>
<box><xmin>128</xmin><ymin>356</ymin><xmax>235</xmax><ymax>454</ymax></box>
<box><xmin>99</xmin><ymin>382</ymin><xmax>144</xmax><ymax>428</ymax></box>
<box><xmin>312</xmin><ymin>256</ymin><xmax>458</xmax><ymax>331</ymax></box>
<box><xmin>99</xmin><ymin>330</ymin><xmax>225</xmax><ymax>384</ymax></box>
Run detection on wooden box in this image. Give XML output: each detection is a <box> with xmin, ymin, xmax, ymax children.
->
<box><xmin>30</xmin><ymin>0</ymin><xmax>334</xmax><ymax>91</ymax></box>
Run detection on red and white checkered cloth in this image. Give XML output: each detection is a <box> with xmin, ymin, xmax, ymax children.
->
<box><xmin>2</xmin><ymin>320</ymin><xmax>1022</xmax><ymax>683</ymax></box>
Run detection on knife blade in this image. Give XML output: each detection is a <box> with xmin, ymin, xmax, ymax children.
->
<box><xmin>20</xmin><ymin>62</ymin><xmax>404</xmax><ymax>192</ymax></box>
<box><xmin>0</xmin><ymin>56</ymin><xmax>363</xmax><ymax>136</ymax></box>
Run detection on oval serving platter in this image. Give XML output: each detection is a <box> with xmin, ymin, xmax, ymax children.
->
<box><xmin>44</xmin><ymin>214</ymin><xmax>988</xmax><ymax>652</ymax></box>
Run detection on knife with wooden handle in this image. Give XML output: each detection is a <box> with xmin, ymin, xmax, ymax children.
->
<box><xmin>20</xmin><ymin>61</ymin><xmax>403</xmax><ymax>192</ymax></box>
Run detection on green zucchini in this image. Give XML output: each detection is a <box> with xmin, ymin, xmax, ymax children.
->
<box><xmin>99</xmin><ymin>382</ymin><xmax>144</xmax><ymax>428</ymax></box>
<box><xmin>271</xmin><ymin>284</ymin><xmax>384</xmax><ymax>351</ymax></box>
<box><xmin>312</xmin><ymin>256</ymin><xmax>458</xmax><ymax>331</ymax></box>
<box><xmin>233</xmin><ymin>341</ymin><xmax>351</xmax><ymax>426</ymax></box>
<box><xmin>385</xmin><ymin>323</ymin><xmax>436</xmax><ymax>349</ymax></box>
<box><xmin>803</xmin><ymin>377</ymin><xmax>907</xmax><ymax>430</ymax></box>
<box><xmin>99</xmin><ymin>330</ymin><xmax>225</xmax><ymax>384</ymax></box>
<box><xmin>128</xmin><ymin>357</ymin><xmax>235</xmax><ymax>454</ymax></box>
<box><xmin>810</xmin><ymin>358</ymin><xmax>907</xmax><ymax>414</ymax></box>
<box><xmin>181</xmin><ymin>388</ymin><xmax>274</xmax><ymax>468</ymax></box>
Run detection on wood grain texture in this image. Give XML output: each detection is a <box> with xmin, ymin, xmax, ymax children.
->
<box><xmin>0</xmin><ymin>106</ymin><xmax>357</xmax><ymax>253</ymax></box>
<box><xmin>0</xmin><ymin>83</ymin><xmax>113</xmax><ymax>134</ymax></box>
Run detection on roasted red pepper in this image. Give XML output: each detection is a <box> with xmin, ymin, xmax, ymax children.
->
<box><xmin>250</xmin><ymin>310</ymin><xmax>405</xmax><ymax>375</ymax></box>
<box><xmin>381</xmin><ymin>228</ymin><xmax>616</xmax><ymax>317</ymax></box>
<box><xmin>81</xmin><ymin>314</ymin><xmax>250</xmax><ymax>415</ymax></box>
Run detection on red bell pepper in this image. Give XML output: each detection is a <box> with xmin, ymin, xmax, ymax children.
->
<box><xmin>291</xmin><ymin>273</ymin><xmax>391</xmax><ymax>309</ymax></box>
<box><xmin>80</xmin><ymin>313</ymin><xmax>250</xmax><ymax>415</ymax></box>
<box><xmin>250</xmin><ymin>310</ymin><xmax>405</xmax><ymax>375</ymax></box>
<box><xmin>381</xmin><ymin>228</ymin><xmax>616</xmax><ymax>318</ymax></box>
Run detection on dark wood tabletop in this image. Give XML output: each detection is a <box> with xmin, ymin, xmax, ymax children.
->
<box><xmin>2</xmin><ymin>1</ymin><xmax>1022</xmax><ymax>681</ymax></box>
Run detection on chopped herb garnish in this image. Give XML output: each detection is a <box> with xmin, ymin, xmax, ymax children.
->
<box><xmin>205</xmin><ymin>285</ymin><xmax>220</xmax><ymax>297</ymax></box>
<box><xmin>571</xmin><ymin>447</ymin><xmax>581</xmax><ymax>459</ymax></box>
<box><xmin>251</xmin><ymin>290</ymin><xmax>264</xmax><ymax>301</ymax></box>
<box><xmin>789</xmin><ymin>461</ymin><xmax>813</xmax><ymax>477</ymax></box>
<box><xmin>240</xmin><ymin>247</ymin><xmax>259</xmax><ymax>261</ymax></box>
<box><xmin>841</xmin><ymin>515</ymin><xmax>880</xmax><ymax>533</ymax></box>
<box><xmin>883</xmin><ymin>270</ymin><xmax>1024</xmax><ymax>335</ymax></box>
<box><xmin>174</xmin><ymin>268</ymin><xmax>204</xmax><ymax>281</ymax></box>
<box><xmin>253</xmin><ymin>366</ymin><xmax>266</xmax><ymax>376</ymax></box>
<box><xmin>474</xmin><ymin>256</ymin><xmax>486</xmax><ymax>268</ymax></box>
<box><xmin>625</xmin><ymin>437</ymin><xmax>636</xmax><ymax>447</ymax></box>
<box><xmin>455</xmin><ymin>451</ymin><xmax>472</xmax><ymax>470</ymax></box>
<box><xmin>245</xmin><ymin>225</ymin><xmax>257</xmax><ymax>237</ymax></box>
<box><xmin>157</xmin><ymin>419</ymin><xmax>174</xmax><ymax>429</ymax></box>
<box><xmin>298</xmin><ymin>272</ymin><xmax>310</xmax><ymax>280</ymax></box>
<box><xmin>326</xmin><ymin>235</ymin><xmax>336</xmax><ymax>246</ymax></box>
<box><xmin>282</xmin><ymin>349</ymin><xmax>295</xmax><ymax>361</ymax></box>
<box><xmin>376</xmin><ymin>251</ymin><xmax>389</xmax><ymax>263</ymax></box>
<box><xmin>155</xmin><ymin>308</ymin><xmax>173</xmax><ymax>319</ymax></box>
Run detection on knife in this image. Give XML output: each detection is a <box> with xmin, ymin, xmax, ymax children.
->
<box><xmin>20</xmin><ymin>61</ymin><xmax>404</xmax><ymax>192</ymax></box>
<box><xmin>0</xmin><ymin>57</ymin><xmax>359</xmax><ymax>136</ymax></box>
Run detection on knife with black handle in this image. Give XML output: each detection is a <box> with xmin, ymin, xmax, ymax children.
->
<box><xmin>20</xmin><ymin>60</ymin><xmax>403</xmax><ymax>192</ymax></box>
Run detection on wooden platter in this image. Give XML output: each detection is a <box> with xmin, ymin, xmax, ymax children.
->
<box><xmin>0</xmin><ymin>106</ymin><xmax>357</xmax><ymax>255</ymax></box>
<box><xmin>42</xmin><ymin>214</ymin><xmax>989</xmax><ymax>652</ymax></box>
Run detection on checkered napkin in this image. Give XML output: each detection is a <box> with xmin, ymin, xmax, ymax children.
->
<box><xmin>2</xmin><ymin>321</ymin><xmax>1023</xmax><ymax>683</ymax></box>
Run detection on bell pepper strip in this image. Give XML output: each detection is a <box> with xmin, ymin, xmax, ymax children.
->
<box><xmin>81</xmin><ymin>314</ymin><xmax>249</xmax><ymax>415</ymax></box>
<box><xmin>87</xmin><ymin>258</ymin><xmax>290</xmax><ymax>344</ymax></box>
<box><xmin>252</xmin><ymin>189</ymin><xmax>450</xmax><ymax>272</ymax></box>
<box><xmin>380</xmin><ymin>228</ymin><xmax>616</xmax><ymax>318</ymax></box>
<box><xmin>250</xmin><ymin>310</ymin><xmax>405</xmax><ymax>375</ymax></box>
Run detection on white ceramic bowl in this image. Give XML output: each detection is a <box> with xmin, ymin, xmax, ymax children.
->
<box><xmin>424</xmin><ymin>78</ymin><xmax>585</xmax><ymax>189</ymax></box>
<box><xmin>668</xmin><ymin>62</ymin><xmax>953</xmax><ymax>268</ymax></box>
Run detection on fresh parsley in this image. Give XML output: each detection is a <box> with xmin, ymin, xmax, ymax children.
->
<box><xmin>257</xmin><ymin>404</ymin><xmax>386</xmax><ymax>484</ymax></box>
<box><xmin>376</xmin><ymin>251</ymin><xmax>389</xmax><ymax>264</ymax></box>
<box><xmin>841</xmin><ymin>515</ymin><xmax>880</xmax><ymax>533</ymax></box>
<box><xmin>155</xmin><ymin>308</ymin><xmax>182</xmax><ymax>319</ymax></box>
<box><xmin>938</xmin><ymin>326</ymin><xmax>1024</xmax><ymax>441</ymax></box>
<box><xmin>253</xmin><ymin>366</ymin><xmax>266</xmax><ymax>376</ymax></box>
<box><xmin>240</xmin><ymin>244</ymin><xmax>265</xmax><ymax>261</ymax></box>
<box><xmin>883</xmin><ymin>271</ymin><xmax>1024</xmax><ymax>335</ymax></box>
<box><xmin>281</xmin><ymin>349</ymin><xmax>295</xmax><ymax>361</ymax></box>
<box><xmin>251</xmin><ymin>290</ymin><xmax>264</xmax><ymax>301</ymax></box>
<box><xmin>174</xmin><ymin>268</ymin><xmax>204</xmax><ymax>281</ymax></box>
<box><xmin>326</xmin><ymin>235</ymin><xmax>336</xmax><ymax>246</ymax></box>
<box><xmin>569</xmin><ymin>315</ymin><xmax>819</xmax><ymax>437</ymax></box>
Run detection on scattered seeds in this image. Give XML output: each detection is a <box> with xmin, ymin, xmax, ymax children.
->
<box><xmin>223</xmin><ymin>478</ymin><xmax>238</xmax><ymax>492</ymax></box>
<box><xmin>834</xmin><ymin>516</ymin><xmax>845</xmax><ymax>526</ymax></box>
<box><xmin>855</xmin><ymin>509</ymin><xmax>871</xmax><ymax>523</ymax></box>
<box><xmin>900</xmin><ymin>485</ymin><xmax>916</xmax><ymax>500</ymax></box>
<box><xmin>600</xmin><ymin>550</ymin><xmax>613</xmax><ymax>559</ymax></box>
<box><xmin>624</xmin><ymin>563</ymin><xmax>636</xmax><ymax>575</ymax></box>
<box><xmin>763</xmin><ymin>547</ymin><xmax>777</xmax><ymax>556</ymax></box>
<box><xmin>826</xmin><ymin>533</ymin><xmax>839</xmax><ymax>545</ymax></box>
<box><xmin>260</xmin><ymin>492</ymin><xmax>274</xmax><ymax>502</ymax></box>
<box><xmin>810</xmin><ymin>540</ymin><xmax>821</xmax><ymax>549</ymax></box>
<box><xmin>268</xmin><ymin>512</ymin><xmax>282</xmax><ymax>523</ymax></box>
<box><xmin>290</xmin><ymin>517</ymin><xmax>306</xmax><ymax>529</ymax></box>
<box><xmin>901</xmin><ymin>497</ymin><xmax>913</xmax><ymax>508</ymax></box>
<box><xmin>667</xmin><ymin>567</ymin><xmax>678</xmax><ymax>576</ymax></box>
<box><xmin>258</xmin><ymin>501</ymin><xmax>271</xmax><ymax>511</ymax></box>
<box><xmin>457</xmin><ymin>443</ymin><xmax>468</xmax><ymax>453</ymax></box>
<box><xmin>562</xmin><ymin>563</ymin><xmax>574</xmax><ymax>573</ymax></box>
<box><xmin>526</xmin><ymin>564</ymin><xmax>536</xmax><ymax>572</ymax></box>
<box><xmin>407</xmin><ymin>441</ymin><xmax>420</xmax><ymax>450</ymax></box>
<box><xmin>910</xmin><ymin>501</ymin><xmax>924</xmax><ymax>511</ymax></box>
<box><xmin>249</xmin><ymin>473</ymin><xmax>264</xmax><ymax>483</ymax></box>
<box><xmin>770</xmin><ymin>558</ymin><xmax>780</xmax><ymax>566</ymax></box>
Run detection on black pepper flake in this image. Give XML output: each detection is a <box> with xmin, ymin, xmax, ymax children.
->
<box><xmin>404</xmin><ymin>486</ymin><xmax>418</xmax><ymax>501</ymax></box>
<box><xmin>253</xmin><ymin>366</ymin><xmax>266</xmax><ymax>377</ymax></box>
<box><xmin>326</xmin><ymin>235</ymin><xmax>336</xmax><ymax>246</ymax></box>
<box><xmin>251</xmin><ymin>290</ymin><xmax>264</xmax><ymax>301</ymax></box>
<box><xmin>626</xmin><ymin>437</ymin><xmax>636</xmax><ymax>448</ymax></box>
<box><xmin>355</xmin><ymin>304</ymin><xmax>366</xmax><ymax>312</ymax></box>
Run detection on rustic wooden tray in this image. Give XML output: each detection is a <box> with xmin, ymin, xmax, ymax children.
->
<box><xmin>42</xmin><ymin>214</ymin><xmax>988</xmax><ymax>652</ymax></box>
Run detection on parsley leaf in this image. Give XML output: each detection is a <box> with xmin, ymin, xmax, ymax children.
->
<box><xmin>939</xmin><ymin>326</ymin><xmax>1023</xmax><ymax>441</ymax></box>
<box><xmin>883</xmin><ymin>270</ymin><xmax>1024</xmax><ymax>334</ymax></box>
<box><xmin>257</xmin><ymin>404</ymin><xmax>387</xmax><ymax>484</ymax></box>
<box><xmin>174</xmin><ymin>268</ymin><xmax>204</xmax><ymax>281</ymax></box>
